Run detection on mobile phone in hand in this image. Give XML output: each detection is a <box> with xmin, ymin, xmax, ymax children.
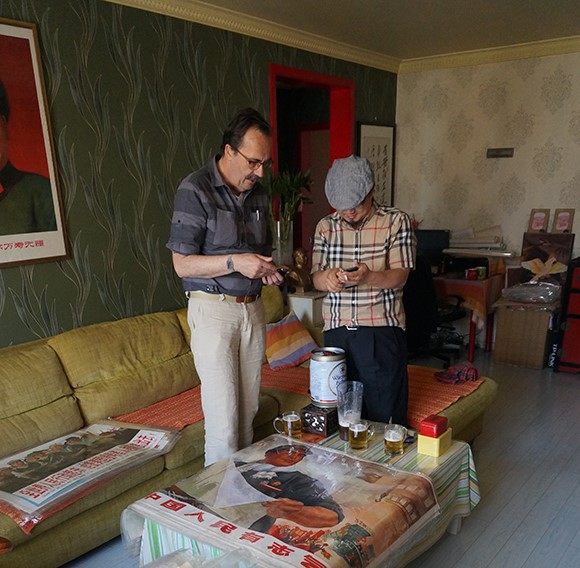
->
<box><xmin>344</xmin><ymin>266</ymin><xmax>358</xmax><ymax>272</ymax></box>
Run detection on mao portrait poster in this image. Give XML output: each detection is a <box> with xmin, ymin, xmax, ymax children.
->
<box><xmin>0</xmin><ymin>19</ymin><xmax>68</xmax><ymax>268</ymax></box>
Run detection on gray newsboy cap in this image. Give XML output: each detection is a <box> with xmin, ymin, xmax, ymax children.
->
<box><xmin>325</xmin><ymin>155</ymin><xmax>374</xmax><ymax>210</ymax></box>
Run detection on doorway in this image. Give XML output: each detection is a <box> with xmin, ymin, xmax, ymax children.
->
<box><xmin>269</xmin><ymin>64</ymin><xmax>355</xmax><ymax>262</ymax></box>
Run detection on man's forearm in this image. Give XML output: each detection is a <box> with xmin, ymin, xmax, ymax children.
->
<box><xmin>364</xmin><ymin>267</ymin><xmax>410</xmax><ymax>289</ymax></box>
<box><xmin>172</xmin><ymin>252</ymin><xmax>230</xmax><ymax>279</ymax></box>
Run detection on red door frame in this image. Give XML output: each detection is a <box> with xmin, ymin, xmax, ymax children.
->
<box><xmin>268</xmin><ymin>63</ymin><xmax>355</xmax><ymax>173</ymax></box>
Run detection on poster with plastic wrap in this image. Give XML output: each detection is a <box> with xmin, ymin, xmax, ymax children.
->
<box><xmin>126</xmin><ymin>435</ymin><xmax>439</xmax><ymax>568</ymax></box>
<box><xmin>0</xmin><ymin>421</ymin><xmax>179</xmax><ymax>533</ymax></box>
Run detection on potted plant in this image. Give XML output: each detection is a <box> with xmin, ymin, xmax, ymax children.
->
<box><xmin>262</xmin><ymin>169</ymin><xmax>312</xmax><ymax>264</ymax></box>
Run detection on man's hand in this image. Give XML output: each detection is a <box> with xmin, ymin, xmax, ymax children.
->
<box><xmin>338</xmin><ymin>262</ymin><xmax>369</xmax><ymax>286</ymax></box>
<box><xmin>234</xmin><ymin>254</ymin><xmax>281</xmax><ymax>281</ymax></box>
<box><xmin>312</xmin><ymin>268</ymin><xmax>345</xmax><ymax>292</ymax></box>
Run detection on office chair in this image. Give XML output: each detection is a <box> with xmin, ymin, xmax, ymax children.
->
<box><xmin>403</xmin><ymin>254</ymin><xmax>466</xmax><ymax>368</ymax></box>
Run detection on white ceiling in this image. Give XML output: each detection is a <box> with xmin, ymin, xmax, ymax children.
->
<box><xmin>109</xmin><ymin>0</ymin><xmax>580</xmax><ymax>71</ymax></box>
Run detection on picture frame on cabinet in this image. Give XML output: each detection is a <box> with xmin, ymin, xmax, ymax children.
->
<box><xmin>0</xmin><ymin>19</ymin><xmax>68</xmax><ymax>268</ymax></box>
<box><xmin>357</xmin><ymin>123</ymin><xmax>395</xmax><ymax>206</ymax></box>
<box><xmin>527</xmin><ymin>209</ymin><xmax>550</xmax><ymax>233</ymax></box>
<box><xmin>551</xmin><ymin>209</ymin><xmax>575</xmax><ymax>233</ymax></box>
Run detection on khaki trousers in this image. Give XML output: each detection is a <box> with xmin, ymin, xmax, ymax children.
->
<box><xmin>187</xmin><ymin>295</ymin><xmax>265</xmax><ymax>466</ymax></box>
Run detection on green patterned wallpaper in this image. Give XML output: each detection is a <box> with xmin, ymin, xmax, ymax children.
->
<box><xmin>0</xmin><ymin>0</ymin><xmax>396</xmax><ymax>348</ymax></box>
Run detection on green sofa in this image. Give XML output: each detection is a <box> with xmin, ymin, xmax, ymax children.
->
<box><xmin>0</xmin><ymin>286</ymin><xmax>310</xmax><ymax>568</ymax></box>
<box><xmin>0</xmin><ymin>285</ymin><xmax>497</xmax><ymax>567</ymax></box>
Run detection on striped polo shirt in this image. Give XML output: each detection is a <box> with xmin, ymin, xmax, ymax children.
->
<box><xmin>311</xmin><ymin>204</ymin><xmax>416</xmax><ymax>331</ymax></box>
<box><xmin>166</xmin><ymin>157</ymin><xmax>272</xmax><ymax>297</ymax></box>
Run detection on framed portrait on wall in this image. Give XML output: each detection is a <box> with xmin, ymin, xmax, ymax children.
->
<box><xmin>551</xmin><ymin>208</ymin><xmax>575</xmax><ymax>233</ymax></box>
<box><xmin>527</xmin><ymin>209</ymin><xmax>550</xmax><ymax>233</ymax></box>
<box><xmin>357</xmin><ymin>123</ymin><xmax>395</xmax><ymax>206</ymax></box>
<box><xmin>0</xmin><ymin>19</ymin><xmax>68</xmax><ymax>268</ymax></box>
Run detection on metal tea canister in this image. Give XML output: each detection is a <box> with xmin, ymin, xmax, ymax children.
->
<box><xmin>309</xmin><ymin>347</ymin><xmax>347</xmax><ymax>407</ymax></box>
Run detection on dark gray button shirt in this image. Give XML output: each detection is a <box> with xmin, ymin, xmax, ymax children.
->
<box><xmin>167</xmin><ymin>157</ymin><xmax>272</xmax><ymax>296</ymax></box>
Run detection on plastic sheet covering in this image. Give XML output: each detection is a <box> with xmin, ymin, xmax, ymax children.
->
<box><xmin>0</xmin><ymin>421</ymin><xmax>180</xmax><ymax>533</ymax></box>
<box><xmin>123</xmin><ymin>434</ymin><xmax>440</xmax><ymax>568</ymax></box>
<box><xmin>501</xmin><ymin>280</ymin><xmax>561</xmax><ymax>304</ymax></box>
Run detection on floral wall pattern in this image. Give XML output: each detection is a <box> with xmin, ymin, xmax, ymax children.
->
<box><xmin>396</xmin><ymin>53</ymin><xmax>580</xmax><ymax>260</ymax></box>
<box><xmin>0</xmin><ymin>0</ymin><xmax>396</xmax><ymax>347</ymax></box>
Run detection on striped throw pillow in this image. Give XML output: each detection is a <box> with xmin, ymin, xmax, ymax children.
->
<box><xmin>265</xmin><ymin>311</ymin><xmax>317</xmax><ymax>370</ymax></box>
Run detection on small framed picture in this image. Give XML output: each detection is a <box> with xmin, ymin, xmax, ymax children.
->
<box><xmin>551</xmin><ymin>209</ymin><xmax>575</xmax><ymax>233</ymax></box>
<box><xmin>527</xmin><ymin>209</ymin><xmax>550</xmax><ymax>233</ymax></box>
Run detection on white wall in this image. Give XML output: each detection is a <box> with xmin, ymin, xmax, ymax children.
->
<box><xmin>395</xmin><ymin>52</ymin><xmax>580</xmax><ymax>260</ymax></box>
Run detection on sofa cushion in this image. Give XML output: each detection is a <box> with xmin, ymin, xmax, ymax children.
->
<box><xmin>0</xmin><ymin>341</ymin><xmax>83</xmax><ymax>459</ymax></box>
<box><xmin>48</xmin><ymin>312</ymin><xmax>198</xmax><ymax>424</ymax></box>
<box><xmin>262</xmin><ymin>284</ymin><xmax>285</xmax><ymax>324</ymax></box>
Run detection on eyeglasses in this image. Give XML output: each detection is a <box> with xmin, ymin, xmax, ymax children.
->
<box><xmin>234</xmin><ymin>147</ymin><xmax>273</xmax><ymax>171</ymax></box>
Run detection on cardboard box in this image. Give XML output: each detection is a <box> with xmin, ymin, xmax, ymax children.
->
<box><xmin>493</xmin><ymin>299</ymin><xmax>559</xmax><ymax>369</ymax></box>
<box><xmin>417</xmin><ymin>428</ymin><xmax>453</xmax><ymax>457</ymax></box>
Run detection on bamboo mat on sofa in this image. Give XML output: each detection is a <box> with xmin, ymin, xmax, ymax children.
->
<box><xmin>117</xmin><ymin>364</ymin><xmax>482</xmax><ymax>431</ymax></box>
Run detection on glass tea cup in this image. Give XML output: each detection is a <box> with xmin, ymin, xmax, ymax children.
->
<box><xmin>273</xmin><ymin>411</ymin><xmax>302</xmax><ymax>438</ymax></box>
<box><xmin>384</xmin><ymin>423</ymin><xmax>407</xmax><ymax>455</ymax></box>
<box><xmin>348</xmin><ymin>420</ymin><xmax>374</xmax><ymax>450</ymax></box>
<box><xmin>337</xmin><ymin>381</ymin><xmax>364</xmax><ymax>441</ymax></box>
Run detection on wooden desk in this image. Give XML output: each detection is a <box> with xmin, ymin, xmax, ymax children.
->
<box><xmin>433</xmin><ymin>274</ymin><xmax>504</xmax><ymax>362</ymax></box>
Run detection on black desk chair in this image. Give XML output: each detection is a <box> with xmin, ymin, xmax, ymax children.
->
<box><xmin>403</xmin><ymin>254</ymin><xmax>466</xmax><ymax>368</ymax></box>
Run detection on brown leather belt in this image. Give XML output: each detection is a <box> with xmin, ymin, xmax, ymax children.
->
<box><xmin>186</xmin><ymin>290</ymin><xmax>260</xmax><ymax>304</ymax></box>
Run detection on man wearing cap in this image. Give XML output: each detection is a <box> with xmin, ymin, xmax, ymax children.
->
<box><xmin>0</xmin><ymin>78</ymin><xmax>56</xmax><ymax>236</ymax></box>
<box><xmin>311</xmin><ymin>155</ymin><xmax>416</xmax><ymax>425</ymax></box>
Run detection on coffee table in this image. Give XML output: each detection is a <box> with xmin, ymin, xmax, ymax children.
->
<box><xmin>122</xmin><ymin>429</ymin><xmax>479</xmax><ymax>567</ymax></box>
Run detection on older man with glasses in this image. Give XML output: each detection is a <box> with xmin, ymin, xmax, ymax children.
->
<box><xmin>311</xmin><ymin>155</ymin><xmax>416</xmax><ymax>426</ymax></box>
<box><xmin>167</xmin><ymin>108</ymin><xmax>284</xmax><ymax>466</ymax></box>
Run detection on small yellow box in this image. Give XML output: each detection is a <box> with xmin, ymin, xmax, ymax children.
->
<box><xmin>417</xmin><ymin>428</ymin><xmax>453</xmax><ymax>457</ymax></box>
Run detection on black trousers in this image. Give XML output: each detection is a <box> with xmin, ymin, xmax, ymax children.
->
<box><xmin>324</xmin><ymin>326</ymin><xmax>408</xmax><ymax>426</ymax></box>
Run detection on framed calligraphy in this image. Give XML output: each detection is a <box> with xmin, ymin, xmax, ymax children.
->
<box><xmin>357</xmin><ymin>123</ymin><xmax>395</xmax><ymax>206</ymax></box>
<box><xmin>0</xmin><ymin>19</ymin><xmax>68</xmax><ymax>268</ymax></box>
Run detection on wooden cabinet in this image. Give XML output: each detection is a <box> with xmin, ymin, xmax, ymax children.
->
<box><xmin>555</xmin><ymin>258</ymin><xmax>580</xmax><ymax>373</ymax></box>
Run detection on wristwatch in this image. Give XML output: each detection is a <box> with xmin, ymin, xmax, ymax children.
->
<box><xmin>226</xmin><ymin>255</ymin><xmax>235</xmax><ymax>273</ymax></box>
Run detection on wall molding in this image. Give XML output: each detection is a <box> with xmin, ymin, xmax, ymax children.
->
<box><xmin>105</xmin><ymin>0</ymin><xmax>401</xmax><ymax>73</ymax></box>
<box><xmin>399</xmin><ymin>36</ymin><xmax>580</xmax><ymax>74</ymax></box>
<box><xmin>106</xmin><ymin>0</ymin><xmax>580</xmax><ymax>74</ymax></box>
